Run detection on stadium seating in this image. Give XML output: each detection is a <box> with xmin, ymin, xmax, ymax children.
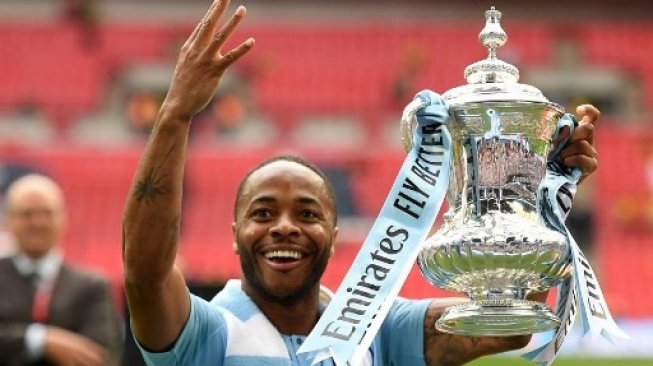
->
<box><xmin>1</xmin><ymin>20</ymin><xmax>652</xmax><ymax>317</ymax></box>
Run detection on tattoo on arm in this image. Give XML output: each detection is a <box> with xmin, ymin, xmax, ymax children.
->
<box><xmin>133</xmin><ymin>143</ymin><xmax>178</xmax><ymax>204</ymax></box>
<box><xmin>134</xmin><ymin>169</ymin><xmax>169</xmax><ymax>204</ymax></box>
<box><xmin>423</xmin><ymin>309</ymin><xmax>481</xmax><ymax>366</ymax></box>
<box><xmin>469</xmin><ymin>337</ymin><xmax>480</xmax><ymax>348</ymax></box>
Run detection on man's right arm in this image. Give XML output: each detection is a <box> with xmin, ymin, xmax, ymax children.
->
<box><xmin>121</xmin><ymin>95</ymin><xmax>192</xmax><ymax>352</ymax></box>
<box><xmin>121</xmin><ymin>0</ymin><xmax>254</xmax><ymax>352</ymax></box>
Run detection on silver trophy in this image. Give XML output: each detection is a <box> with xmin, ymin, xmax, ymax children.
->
<box><xmin>404</xmin><ymin>7</ymin><xmax>572</xmax><ymax>336</ymax></box>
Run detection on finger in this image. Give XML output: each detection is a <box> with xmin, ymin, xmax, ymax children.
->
<box><xmin>79</xmin><ymin>347</ymin><xmax>105</xmax><ymax>366</ymax></box>
<box><xmin>83</xmin><ymin>339</ymin><xmax>106</xmax><ymax>357</ymax></box>
<box><xmin>68</xmin><ymin>351</ymin><xmax>102</xmax><ymax>366</ymax></box>
<box><xmin>568</xmin><ymin>122</ymin><xmax>595</xmax><ymax>146</ymax></box>
<box><xmin>184</xmin><ymin>0</ymin><xmax>223</xmax><ymax>48</ymax></box>
<box><xmin>558</xmin><ymin>140</ymin><xmax>598</xmax><ymax>162</ymax></box>
<box><xmin>576</xmin><ymin>104</ymin><xmax>600</xmax><ymax>126</ymax></box>
<box><xmin>196</xmin><ymin>0</ymin><xmax>231</xmax><ymax>44</ymax></box>
<box><xmin>70</xmin><ymin>336</ymin><xmax>105</xmax><ymax>361</ymax></box>
<box><xmin>563</xmin><ymin>154</ymin><xmax>598</xmax><ymax>175</ymax></box>
<box><xmin>217</xmin><ymin>38</ymin><xmax>255</xmax><ymax>70</ymax></box>
<box><xmin>207</xmin><ymin>5</ymin><xmax>247</xmax><ymax>54</ymax></box>
<box><xmin>182</xmin><ymin>23</ymin><xmax>203</xmax><ymax>52</ymax></box>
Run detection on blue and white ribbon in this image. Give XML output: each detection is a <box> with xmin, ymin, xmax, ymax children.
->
<box><xmin>297</xmin><ymin>90</ymin><xmax>452</xmax><ymax>366</ymax></box>
<box><xmin>522</xmin><ymin>114</ymin><xmax>629</xmax><ymax>366</ymax></box>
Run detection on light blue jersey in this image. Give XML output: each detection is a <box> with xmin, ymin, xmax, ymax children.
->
<box><xmin>138</xmin><ymin>280</ymin><xmax>430</xmax><ymax>366</ymax></box>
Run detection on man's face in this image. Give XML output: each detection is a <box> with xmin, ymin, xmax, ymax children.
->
<box><xmin>233</xmin><ymin>161</ymin><xmax>338</xmax><ymax>303</ymax></box>
<box><xmin>6</xmin><ymin>187</ymin><xmax>65</xmax><ymax>259</ymax></box>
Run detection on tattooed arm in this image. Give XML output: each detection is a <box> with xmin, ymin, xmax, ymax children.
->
<box><xmin>121</xmin><ymin>0</ymin><xmax>254</xmax><ymax>352</ymax></box>
<box><xmin>422</xmin><ymin>291</ymin><xmax>548</xmax><ymax>366</ymax></box>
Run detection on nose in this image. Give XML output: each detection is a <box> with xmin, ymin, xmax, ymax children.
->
<box><xmin>270</xmin><ymin>212</ymin><xmax>300</xmax><ymax>239</ymax></box>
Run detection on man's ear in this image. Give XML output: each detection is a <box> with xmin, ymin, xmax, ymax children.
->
<box><xmin>330</xmin><ymin>226</ymin><xmax>339</xmax><ymax>257</ymax></box>
<box><xmin>231</xmin><ymin>222</ymin><xmax>239</xmax><ymax>254</ymax></box>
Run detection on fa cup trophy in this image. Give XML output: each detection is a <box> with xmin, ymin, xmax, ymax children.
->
<box><xmin>406</xmin><ymin>7</ymin><xmax>571</xmax><ymax>336</ymax></box>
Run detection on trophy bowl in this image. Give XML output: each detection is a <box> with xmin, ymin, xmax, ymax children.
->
<box><xmin>409</xmin><ymin>7</ymin><xmax>573</xmax><ymax>336</ymax></box>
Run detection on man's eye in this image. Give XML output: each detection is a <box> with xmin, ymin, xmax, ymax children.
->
<box><xmin>253</xmin><ymin>209</ymin><xmax>273</xmax><ymax>218</ymax></box>
<box><xmin>299</xmin><ymin>210</ymin><xmax>318</xmax><ymax>219</ymax></box>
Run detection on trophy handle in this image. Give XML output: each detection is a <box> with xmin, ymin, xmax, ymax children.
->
<box><xmin>399</xmin><ymin>97</ymin><xmax>429</xmax><ymax>152</ymax></box>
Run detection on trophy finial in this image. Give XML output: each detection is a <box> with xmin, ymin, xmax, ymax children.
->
<box><xmin>479</xmin><ymin>6</ymin><xmax>507</xmax><ymax>60</ymax></box>
<box><xmin>463</xmin><ymin>7</ymin><xmax>519</xmax><ymax>84</ymax></box>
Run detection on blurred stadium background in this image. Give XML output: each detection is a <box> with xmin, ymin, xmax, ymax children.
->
<box><xmin>0</xmin><ymin>0</ymin><xmax>652</xmax><ymax>364</ymax></box>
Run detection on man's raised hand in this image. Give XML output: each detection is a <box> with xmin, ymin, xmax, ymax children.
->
<box><xmin>162</xmin><ymin>0</ymin><xmax>254</xmax><ymax>122</ymax></box>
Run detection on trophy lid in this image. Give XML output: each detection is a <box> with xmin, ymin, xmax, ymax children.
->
<box><xmin>442</xmin><ymin>7</ymin><xmax>561</xmax><ymax>109</ymax></box>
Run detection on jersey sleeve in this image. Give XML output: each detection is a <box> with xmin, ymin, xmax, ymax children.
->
<box><xmin>377</xmin><ymin>298</ymin><xmax>431</xmax><ymax>366</ymax></box>
<box><xmin>137</xmin><ymin>293</ymin><xmax>228</xmax><ymax>366</ymax></box>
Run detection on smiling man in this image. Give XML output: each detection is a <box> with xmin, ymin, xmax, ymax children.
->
<box><xmin>234</xmin><ymin>157</ymin><xmax>337</xmax><ymax>312</ymax></box>
<box><xmin>121</xmin><ymin>1</ymin><xmax>601</xmax><ymax>365</ymax></box>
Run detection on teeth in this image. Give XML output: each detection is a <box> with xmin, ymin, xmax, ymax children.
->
<box><xmin>264</xmin><ymin>250</ymin><xmax>303</xmax><ymax>260</ymax></box>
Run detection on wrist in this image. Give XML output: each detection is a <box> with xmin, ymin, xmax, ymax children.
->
<box><xmin>25</xmin><ymin>323</ymin><xmax>47</xmax><ymax>361</ymax></box>
<box><xmin>157</xmin><ymin>101</ymin><xmax>195</xmax><ymax>125</ymax></box>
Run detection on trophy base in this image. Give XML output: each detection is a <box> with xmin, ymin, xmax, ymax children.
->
<box><xmin>434</xmin><ymin>299</ymin><xmax>559</xmax><ymax>337</ymax></box>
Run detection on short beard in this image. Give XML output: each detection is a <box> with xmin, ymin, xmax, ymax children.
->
<box><xmin>238</xmin><ymin>242</ymin><xmax>330</xmax><ymax>306</ymax></box>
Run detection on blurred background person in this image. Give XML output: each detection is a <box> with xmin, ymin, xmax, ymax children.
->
<box><xmin>0</xmin><ymin>174</ymin><xmax>122</xmax><ymax>365</ymax></box>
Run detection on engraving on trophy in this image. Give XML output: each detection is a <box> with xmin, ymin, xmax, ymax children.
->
<box><xmin>414</xmin><ymin>7</ymin><xmax>572</xmax><ymax>336</ymax></box>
